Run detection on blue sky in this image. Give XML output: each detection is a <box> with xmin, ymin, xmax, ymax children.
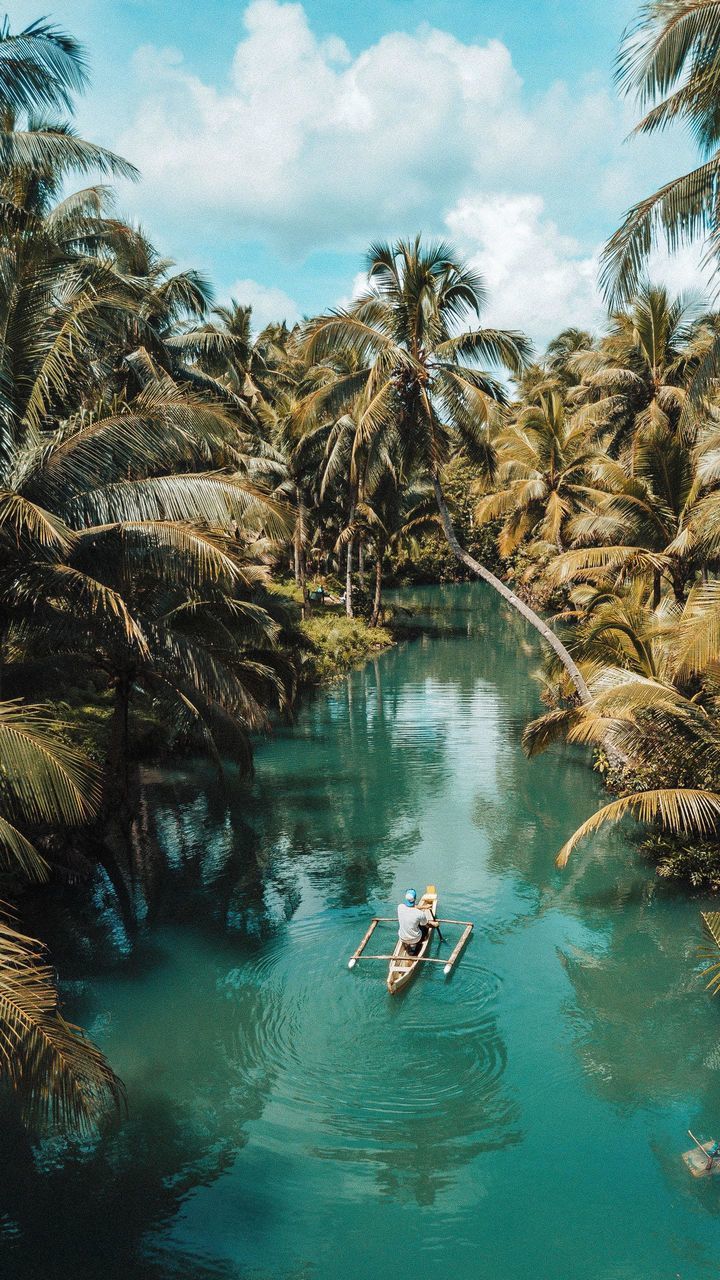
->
<box><xmin>12</xmin><ymin>1</ymin><xmax>707</xmax><ymax>344</ymax></box>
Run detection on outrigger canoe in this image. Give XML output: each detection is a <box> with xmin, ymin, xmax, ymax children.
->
<box><xmin>346</xmin><ymin>886</ymin><xmax>473</xmax><ymax>991</ymax></box>
<box><xmin>386</xmin><ymin>885</ymin><xmax>438</xmax><ymax>995</ymax></box>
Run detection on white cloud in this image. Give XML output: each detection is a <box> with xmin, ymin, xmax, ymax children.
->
<box><xmin>226</xmin><ymin>278</ymin><xmax>301</xmax><ymax>329</ymax></box>
<box><xmin>108</xmin><ymin>0</ymin><xmax>716</xmax><ymax>346</ymax></box>
<box><xmin>443</xmin><ymin>194</ymin><xmax>717</xmax><ymax>350</ymax></box>
<box><xmin>445</xmin><ymin>193</ymin><xmax>602</xmax><ymax>347</ymax></box>
<box><xmin>335</xmin><ymin>270</ymin><xmax>371</xmax><ymax>311</ymax></box>
<box><xmin>645</xmin><ymin>242</ymin><xmax>717</xmax><ymax>307</ymax></box>
<box><xmin>117</xmin><ymin>0</ymin><xmax>624</xmax><ymax>255</ymax></box>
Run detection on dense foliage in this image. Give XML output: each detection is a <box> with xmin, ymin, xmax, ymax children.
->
<box><xmin>6</xmin><ymin>1</ymin><xmax>720</xmax><ymax>1130</ymax></box>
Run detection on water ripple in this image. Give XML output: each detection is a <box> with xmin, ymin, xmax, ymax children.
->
<box><xmin>217</xmin><ymin>912</ymin><xmax>516</xmax><ymax>1161</ymax></box>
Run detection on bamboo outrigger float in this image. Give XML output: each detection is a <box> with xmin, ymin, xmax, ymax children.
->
<box><xmin>347</xmin><ymin>884</ymin><xmax>473</xmax><ymax>993</ymax></box>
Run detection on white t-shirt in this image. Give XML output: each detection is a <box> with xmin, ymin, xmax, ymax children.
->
<box><xmin>397</xmin><ymin>903</ymin><xmax>429</xmax><ymax>943</ymax></box>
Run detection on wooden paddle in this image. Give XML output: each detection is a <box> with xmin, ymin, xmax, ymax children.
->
<box><xmin>428</xmin><ymin>906</ymin><xmax>445</xmax><ymax>944</ymax></box>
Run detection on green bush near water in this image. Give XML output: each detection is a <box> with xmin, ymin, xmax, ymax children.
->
<box><xmin>300</xmin><ymin>615</ymin><xmax>393</xmax><ymax>682</ymax></box>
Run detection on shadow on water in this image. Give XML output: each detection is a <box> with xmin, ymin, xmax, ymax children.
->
<box><xmin>0</xmin><ymin>931</ymin><xmax>277</xmax><ymax>1280</ymax></box>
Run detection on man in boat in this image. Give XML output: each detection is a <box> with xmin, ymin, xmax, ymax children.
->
<box><xmin>397</xmin><ymin>888</ymin><xmax>437</xmax><ymax>956</ymax></box>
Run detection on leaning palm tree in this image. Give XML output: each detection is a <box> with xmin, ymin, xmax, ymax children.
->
<box><xmin>297</xmin><ymin>237</ymin><xmax>591</xmax><ymax>701</ymax></box>
<box><xmin>0</xmin><ymin>700</ymin><xmax>123</xmax><ymax>1131</ymax></box>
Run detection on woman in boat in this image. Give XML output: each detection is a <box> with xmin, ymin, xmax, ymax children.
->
<box><xmin>397</xmin><ymin>888</ymin><xmax>438</xmax><ymax>956</ymax></box>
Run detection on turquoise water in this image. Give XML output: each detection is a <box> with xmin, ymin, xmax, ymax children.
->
<box><xmin>3</xmin><ymin>583</ymin><xmax>720</xmax><ymax>1279</ymax></box>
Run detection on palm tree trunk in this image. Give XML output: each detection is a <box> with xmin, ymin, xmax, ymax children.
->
<box><xmin>671</xmin><ymin>566</ymin><xmax>688</xmax><ymax>606</ymax></box>
<box><xmin>345</xmin><ymin>538</ymin><xmax>355</xmax><ymax>617</ymax></box>
<box><xmin>345</xmin><ymin>503</ymin><xmax>355</xmax><ymax>618</ymax></box>
<box><xmin>294</xmin><ymin>486</ymin><xmax>307</xmax><ymax>616</ymax></box>
<box><xmin>370</xmin><ymin>541</ymin><xmax>384</xmax><ymax>627</ymax></box>
<box><xmin>105</xmin><ymin>675</ymin><xmax>131</xmax><ymax>808</ymax></box>
<box><xmin>358</xmin><ymin>541</ymin><xmax>365</xmax><ymax>588</ymax></box>
<box><xmin>100</xmin><ymin>674</ymin><xmax>137</xmax><ymax>932</ymax></box>
<box><xmin>432</xmin><ymin>475</ymin><xmax>590</xmax><ymax>704</ymax></box>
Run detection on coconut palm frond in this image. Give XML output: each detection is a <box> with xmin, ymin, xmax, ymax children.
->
<box><xmin>556</xmin><ymin>788</ymin><xmax>720</xmax><ymax>868</ymax></box>
<box><xmin>522</xmin><ymin>706</ymin><xmax>584</xmax><ymax>756</ymax></box>
<box><xmin>0</xmin><ymin>910</ymin><xmax>124</xmax><ymax>1133</ymax></box>
<box><xmin>0</xmin><ymin>700</ymin><xmax>100</xmax><ymax>830</ymax></box>
<box><xmin>700</xmin><ymin>912</ymin><xmax>720</xmax><ymax>995</ymax></box>
<box><xmin>673</xmin><ymin>580</ymin><xmax>720</xmax><ymax>675</ymax></box>
<box><xmin>0</xmin><ymin>815</ymin><xmax>49</xmax><ymax>881</ymax></box>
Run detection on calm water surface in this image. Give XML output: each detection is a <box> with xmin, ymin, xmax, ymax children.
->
<box><xmin>3</xmin><ymin>584</ymin><xmax>720</xmax><ymax>1279</ymax></box>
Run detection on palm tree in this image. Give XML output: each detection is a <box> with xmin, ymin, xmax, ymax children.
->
<box><xmin>474</xmin><ymin>391</ymin><xmax>606</xmax><ymax>555</ymax></box>
<box><xmin>361</xmin><ymin>472</ymin><xmax>438</xmax><ymax>626</ymax></box>
<box><xmin>601</xmin><ymin>2</ymin><xmax>720</xmax><ymax>308</ymax></box>
<box><xmin>0</xmin><ymin>17</ymin><xmax>87</xmax><ymax>115</ymax></box>
<box><xmin>0</xmin><ymin>163</ymin><xmax>290</xmax><ymax>882</ymax></box>
<box><xmin>568</xmin><ymin>285</ymin><xmax>707</xmax><ymax>452</ymax></box>
<box><xmin>0</xmin><ymin>15</ymin><xmax>136</xmax><ymax>182</ymax></box>
<box><xmin>0</xmin><ymin>700</ymin><xmax>123</xmax><ymax>1132</ymax></box>
<box><xmin>523</xmin><ymin>578</ymin><xmax>720</xmax><ymax>867</ymax></box>
<box><xmin>546</xmin><ymin>328</ymin><xmax>596</xmax><ymax>387</ymax></box>
<box><xmin>297</xmin><ymin>237</ymin><xmax>592</xmax><ymax>701</ymax></box>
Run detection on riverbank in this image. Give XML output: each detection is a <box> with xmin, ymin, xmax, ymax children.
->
<box><xmin>44</xmin><ymin>594</ymin><xmax>396</xmax><ymax>766</ymax></box>
<box><xmin>300</xmin><ymin>613</ymin><xmax>393</xmax><ymax>682</ymax></box>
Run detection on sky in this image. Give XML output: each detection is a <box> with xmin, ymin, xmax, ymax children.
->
<box><xmin>12</xmin><ymin>0</ymin><xmax>713</xmax><ymax>346</ymax></box>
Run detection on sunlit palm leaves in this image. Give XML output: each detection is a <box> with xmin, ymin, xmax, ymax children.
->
<box><xmin>555</xmin><ymin>787</ymin><xmax>720</xmax><ymax>867</ymax></box>
<box><xmin>0</xmin><ymin>908</ymin><xmax>124</xmax><ymax>1132</ymax></box>
<box><xmin>700</xmin><ymin>911</ymin><xmax>720</xmax><ymax>995</ymax></box>
<box><xmin>0</xmin><ymin>701</ymin><xmax>122</xmax><ymax>1130</ymax></box>
<box><xmin>474</xmin><ymin>391</ymin><xmax>607</xmax><ymax>555</ymax></box>
<box><xmin>0</xmin><ymin>701</ymin><xmax>99</xmax><ymax>872</ymax></box>
<box><xmin>602</xmin><ymin>3</ymin><xmax>720</xmax><ymax>305</ymax></box>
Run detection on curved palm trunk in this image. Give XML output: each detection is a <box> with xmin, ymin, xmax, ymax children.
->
<box><xmin>432</xmin><ymin>476</ymin><xmax>590</xmax><ymax>704</ymax></box>
<box><xmin>370</xmin><ymin>541</ymin><xmax>385</xmax><ymax>627</ymax></box>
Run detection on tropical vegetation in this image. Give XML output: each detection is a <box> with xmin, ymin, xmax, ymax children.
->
<box><xmin>8</xmin><ymin>0</ymin><xmax>720</xmax><ymax>1130</ymax></box>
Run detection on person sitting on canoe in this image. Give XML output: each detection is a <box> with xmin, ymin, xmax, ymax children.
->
<box><xmin>397</xmin><ymin>888</ymin><xmax>437</xmax><ymax>956</ymax></box>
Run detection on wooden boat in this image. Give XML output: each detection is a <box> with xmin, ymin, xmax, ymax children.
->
<box><xmin>346</xmin><ymin>893</ymin><xmax>473</xmax><ymax>985</ymax></box>
<box><xmin>386</xmin><ymin>885</ymin><xmax>438</xmax><ymax>995</ymax></box>
<box><xmin>683</xmin><ymin>1131</ymin><xmax>720</xmax><ymax>1177</ymax></box>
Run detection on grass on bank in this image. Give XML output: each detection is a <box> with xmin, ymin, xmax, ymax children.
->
<box><xmin>300</xmin><ymin>613</ymin><xmax>393</xmax><ymax>682</ymax></box>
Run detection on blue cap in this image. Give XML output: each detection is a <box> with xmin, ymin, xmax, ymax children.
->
<box><xmin>405</xmin><ymin>889</ymin><xmax>417</xmax><ymax>904</ymax></box>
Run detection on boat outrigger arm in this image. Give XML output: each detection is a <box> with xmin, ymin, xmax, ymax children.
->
<box><xmin>347</xmin><ymin>916</ymin><xmax>473</xmax><ymax>977</ymax></box>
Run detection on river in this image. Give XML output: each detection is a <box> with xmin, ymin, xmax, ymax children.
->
<box><xmin>2</xmin><ymin>583</ymin><xmax>720</xmax><ymax>1279</ymax></box>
